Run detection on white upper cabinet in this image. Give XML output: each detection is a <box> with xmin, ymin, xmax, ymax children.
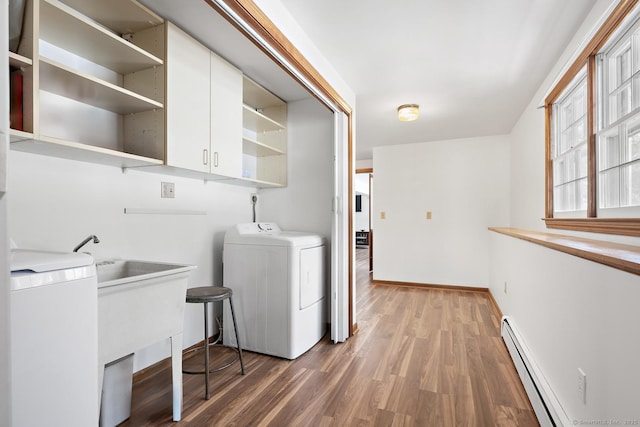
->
<box><xmin>210</xmin><ymin>51</ymin><xmax>242</xmax><ymax>178</ymax></box>
<box><xmin>165</xmin><ymin>22</ymin><xmax>210</xmax><ymax>173</ymax></box>
<box><xmin>165</xmin><ymin>23</ymin><xmax>242</xmax><ymax>178</ymax></box>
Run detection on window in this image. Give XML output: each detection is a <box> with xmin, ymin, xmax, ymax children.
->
<box><xmin>545</xmin><ymin>0</ymin><xmax>640</xmax><ymax>236</ymax></box>
<box><xmin>552</xmin><ymin>68</ymin><xmax>588</xmax><ymax>213</ymax></box>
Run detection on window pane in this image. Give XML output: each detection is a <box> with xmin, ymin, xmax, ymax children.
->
<box><xmin>577</xmin><ymin>177</ymin><xmax>588</xmax><ymax>211</ymax></box>
<box><xmin>609</xmin><ymin>84</ymin><xmax>631</xmax><ymax>123</ymax></box>
<box><xmin>625</xmin><ymin>119</ymin><xmax>640</xmax><ymax>162</ymax></box>
<box><xmin>599</xmin><ymin>168</ymin><xmax>620</xmax><ymax>208</ymax></box>
<box><xmin>560</xmin><ymin>128</ymin><xmax>573</xmax><ymax>155</ymax></box>
<box><xmin>620</xmin><ymin>160</ymin><xmax>640</xmax><ymax>206</ymax></box>
<box><xmin>576</xmin><ymin>143</ymin><xmax>588</xmax><ymax>178</ymax></box>
<box><xmin>552</xmin><ymin>68</ymin><xmax>587</xmax><ymax>215</ymax></box>
<box><xmin>598</xmin><ymin>129</ymin><xmax>620</xmax><ymax>171</ymax></box>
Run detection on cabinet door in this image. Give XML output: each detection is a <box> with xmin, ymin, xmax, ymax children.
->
<box><xmin>166</xmin><ymin>23</ymin><xmax>210</xmax><ymax>172</ymax></box>
<box><xmin>210</xmin><ymin>52</ymin><xmax>242</xmax><ymax>178</ymax></box>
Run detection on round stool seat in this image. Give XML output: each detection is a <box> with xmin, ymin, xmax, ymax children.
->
<box><xmin>186</xmin><ymin>286</ymin><xmax>233</xmax><ymax>303</ymax></box>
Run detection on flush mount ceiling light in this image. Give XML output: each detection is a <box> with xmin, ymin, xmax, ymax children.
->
<box><xmin>397</xmin><ymin>104</ymin><xmax>419</xmax><ymax>122</ymax></box>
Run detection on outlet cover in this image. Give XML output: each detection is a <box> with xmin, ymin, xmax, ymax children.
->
<box><xmin>161</xmin><ymin>182</ymin><xmax>175</xmax><ymax>198</ymax></box>
<box><xmin>578</xmin><ymin>368</ymin><xmax>587</xmax><ymax>404</ymax></box>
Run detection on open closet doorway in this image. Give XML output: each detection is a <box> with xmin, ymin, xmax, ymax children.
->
<box><xmin>355</xmin><ymin>168</ymin><xmax>373</xmax><ymax>274</ymax></box>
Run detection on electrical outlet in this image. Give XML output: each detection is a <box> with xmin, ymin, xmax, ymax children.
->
<box><xmin>504</xmin><ymin>281</ymin><xmax>508</xmax><ymax>294</ymax></box>
<box><xmin>161</xmin><ymin>182</ymin><xmax>175</xmax><ymax>198</ymax></box>
<box><xmin>380</xmin><ymin>211</ymin><xmax>386</xmax><ymax>220</ymax></box>
<box><xmin>250</xmin><ymin>193</ymin><xmax>258</xmax><ymax>204</ymax></box>
<box><xmin>578</xmin><ymin>368</ymin><xmax>587</xmax><ymax>404</ymax></box>
<box><xmin>426</xmin><ymin>211</ymin><xmax>432</xmax><ymax>220</ymax></box>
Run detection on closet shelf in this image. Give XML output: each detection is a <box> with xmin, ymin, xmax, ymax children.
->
<box><xmin>58</xmin><ymin>0</ymin><xmax>163</xmax><ymax>34</ymax></box>
<box><xmin>243</xmin><ymin>105</ymin><xmax>285</xmax><ymax>133</ymax></box>
<box><xmin>9</xmin><ymin>52</ymin><xmax>33</xmax><ymax>68</ymax></box>
<box><xmin>242</xmin><ymin>136</ymin><xmax>284</xmax><ymax>157</ymax></box>
<box><xmin>11</xmin><ymin>134</ymin><xmax>164</xmax><ymax>168</ymax></box>
<box><xmin>39</xmin><ymin>57</ymin><xmax>163</xmax><ymax>114</ymax></box>
<box><xmin>41</xmin><ymin>0</ymin><xmax>163</xmax><ymax>75</ymax></box>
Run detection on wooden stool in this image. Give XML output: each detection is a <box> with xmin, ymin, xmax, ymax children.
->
<box><xmin>183</xmin><ymin>286</ymin><xmax>245</xmax><ymax>399</ymax></box>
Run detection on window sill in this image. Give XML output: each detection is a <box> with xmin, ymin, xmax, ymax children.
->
<box><xmin>543</xmin><ymin>217</ymin><xmax>640</xmax><ymax>237</ymax></box>
<box><xmin>489</xmin><ymin>227</ymin><xmax>640</xmax><ymax>276</ymax></box>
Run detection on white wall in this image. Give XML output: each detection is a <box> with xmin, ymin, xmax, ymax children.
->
<box><xmin>373</xmin><ymin>135</ymin><xmax>510</xmax><ymax>287</ymax></box>
<box><xmin>489</xmin><ymin>233</ymin><xmax>640</xmax><ymax>422</ymax></box>
<box><xmin>0</xmin><ymin>0</ymin><xmax>11</xmax><ymax>424</ymax></box>
<box><xmin>494</xmin><ymin>0</ymin><xmax>640</xmax><ymax>422</ymax></box>
<box><xmin>8</xmin><ymin>151</ymin><xmax>256</xmax><ymax>371</ymax></box>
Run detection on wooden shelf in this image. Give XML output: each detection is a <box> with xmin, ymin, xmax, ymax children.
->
<box><xmin>243</xmin><ymin>105</ymin><xmax>285</xmax><ymax>133</ymax></box>
<box><xmin>233</xmin><ymin>176</ymin><xmax>285</xmax><ymax>188</ymax></box>
<box><xmin>41</xmin><ymin>0</ymin><xmax>163</xmax><ymax>75</ymax></box>
<box><xmin>489</xmin><ymin>227</ymin><xmax>640</xmax><ymax>276</ymax></box>
<box><xmin>58</xmin><ymin>0</ymin><xmax>163</xmax><ymax>35</ymax></box>
<box><xmin>242</xmin><ymin>136</ymin><xmax>284</xmax><ymax>157</ymax></box>
<box><xmin>9</xmin><ymin>52</ymin><xmax>33</xmax><ymax>68</ymax></box>
<box><xmin>11</xmin><ymin>135</ymin><xmax>163</xmax><ymax>168</ymax></box>
<box><xmin>39</xmin><ymin>58</ymin><xmax>163</xmax><ymax>114</ymax></box>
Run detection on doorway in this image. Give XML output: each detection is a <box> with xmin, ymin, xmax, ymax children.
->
<box><xmin>355</xmin><ymin>168</ymin><xmax>373</xmax><ymax>274</ymax></box>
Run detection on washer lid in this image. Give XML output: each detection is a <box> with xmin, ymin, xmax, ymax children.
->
<box><xmin>11</xmin><ymin>249</ymin><xmax>93</xmax><ymax>272</ymax></box>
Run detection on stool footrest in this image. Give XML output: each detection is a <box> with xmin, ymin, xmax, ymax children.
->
<box><xmin>182</xmin><ymin>344</ymin><xmax>240</xmax><ymax>374</ymax></box>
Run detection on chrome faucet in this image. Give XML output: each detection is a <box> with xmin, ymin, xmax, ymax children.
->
<box><xmin>73</xmin><ymin>235</ymin><xmax>100</xmax><ymax>252</ymax></box>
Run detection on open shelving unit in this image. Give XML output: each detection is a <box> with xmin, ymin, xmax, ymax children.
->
<box><xmin>242</xmin><ymin>76</ymin><xmax>287</xmax><ymax>187</ymax></box>
<box><xmin>7</xmin><ymin>0</ymin><xmax>166</xmax><ymax>167</ymax></box>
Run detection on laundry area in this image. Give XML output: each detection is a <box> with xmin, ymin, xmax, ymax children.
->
<box><xmin>3</xmin><ymin>0</ymin><xmax>339</xmax><ymax>424</ymax></box>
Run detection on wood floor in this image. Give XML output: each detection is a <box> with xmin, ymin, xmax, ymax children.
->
<box><xmin>123</xmin><ymin>248</ymin><xmax>539</xmax><ymax>426</ymax></box>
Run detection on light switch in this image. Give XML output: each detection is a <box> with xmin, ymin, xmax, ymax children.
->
<box><xmin>426</xmin><ymin>211</ymin><xmax>432</xmax><ymax>220</ymax></box>
<box><xmin>380</xmin><ymin>211</ymin><xmax>386</xmax><ymax>220</ymax></box>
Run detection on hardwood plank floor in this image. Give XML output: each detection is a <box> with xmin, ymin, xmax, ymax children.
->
<box><xmin>123</xmin><ymin>248</ymin><xmax>538</xmax><ymax>426</ymax></box>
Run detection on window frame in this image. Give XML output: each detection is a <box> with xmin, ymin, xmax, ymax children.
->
<box><xmin>545</xmin><ymin>0</ymin><xmax>640</xmax><ymax>237</ymax></box>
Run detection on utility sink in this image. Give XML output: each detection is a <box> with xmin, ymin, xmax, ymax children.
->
<box><xmin>96</xmin><ymin>259</ymin><xmax>195</xmax><ymax>288</ymax></box>
<box><xmin>96</xmin><ymin>258</ymin><xmax>196</xmax><ymax>422</ymax></box>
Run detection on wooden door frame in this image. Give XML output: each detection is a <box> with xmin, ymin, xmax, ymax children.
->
<box><xmin>207</xmin><ymin>0</ymin><xmax>356</xmax><ymax>336</ymax></box>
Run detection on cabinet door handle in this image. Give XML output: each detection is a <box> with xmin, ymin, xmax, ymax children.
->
<box><xmin>203</xmin><ymin>149</ymin><xmax>208</xmax><ymax>165</ymax></box>
<box><xmin>213</xmin><ymin>152</ymin><xmax>219</xmax><ymax>168</ymax></box>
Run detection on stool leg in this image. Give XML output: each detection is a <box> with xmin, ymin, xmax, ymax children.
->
<box><xmin>228</xmin><ymin>297</ymin><xmax>245</xmax><ymax>375</ymax></box>
<box><xmin>203</xmin><ymin>301</ymin><xmax>210</xmax><ymax>400</ymax></box>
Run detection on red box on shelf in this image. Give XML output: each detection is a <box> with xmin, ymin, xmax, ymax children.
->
<box><xmin>10</xmin><ymin>70</ymin><xmax>23</xmax><ymax>131</ymax></box>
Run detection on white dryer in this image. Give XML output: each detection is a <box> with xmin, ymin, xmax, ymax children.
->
<box><xmin>223</xmin><ymin>223</ymin><xmax>326</xmax><ymax>359</ymax></box>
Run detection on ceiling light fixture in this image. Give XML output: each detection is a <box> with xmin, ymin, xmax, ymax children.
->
<box><xmin>397</xmin><ymin>104</ymin><xmax>419</xmax><ymax>122</ymax></box>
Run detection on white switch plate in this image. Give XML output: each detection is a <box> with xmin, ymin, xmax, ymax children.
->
<box><xmin>161</xmin><ymin>182</ymin><xmax>175</xmax><ymax>198</ymax></box>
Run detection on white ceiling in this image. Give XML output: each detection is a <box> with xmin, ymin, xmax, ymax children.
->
<box><xmin>143</xmin><ymin>0</ymin><xmax>599</xmax><ymax>161</ymax></box>
<box><xmin>278</xmin><ymin>0</ymin><xmax>598</xmax><ymax>159</ymax></box>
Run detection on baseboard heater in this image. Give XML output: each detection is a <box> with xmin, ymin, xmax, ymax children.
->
<box><xmin>501</xmin><ymin>316</ymin><xmax>569</xmax><ymax>427</ymax></box>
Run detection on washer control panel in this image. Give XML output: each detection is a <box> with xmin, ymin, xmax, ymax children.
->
<box><xmin>235</xmin><ymin>223</ymin><xmax>281</xmax><ymax>235</ymax></box>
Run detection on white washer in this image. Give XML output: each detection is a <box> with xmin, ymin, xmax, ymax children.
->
<box><xmin>223</xmin><ymin>223</ymin><xmax>326</xmax><ymax>359</ymax></box>
<box><xmin>10</xmin><ymin>249</ymin><xmax>98</xmax><ymax>427</ymax></box>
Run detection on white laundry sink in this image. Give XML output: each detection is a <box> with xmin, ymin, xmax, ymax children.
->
<box><xmin>96</xmin><ymin>259</ymin><xmax>194</xmax><ymax>288</ymax></box>
<box><xmin>96</xmin><ymin>259</ymin><xmax>196</xmax><ymax>422</ymax></box>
